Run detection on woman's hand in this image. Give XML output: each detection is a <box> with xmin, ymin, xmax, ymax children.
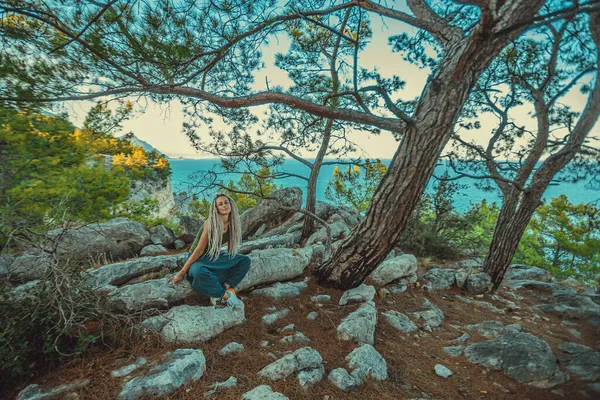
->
<box><xmin>169</xmin><ymin>271</ymin><xmax>186</xmax><ymax>285</ymax></box>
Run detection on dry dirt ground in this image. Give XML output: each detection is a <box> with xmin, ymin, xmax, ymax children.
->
<box><xmin>6</xmin><ymin>262</ymin><xmax>600</xmax><ymax>400</ymax></box>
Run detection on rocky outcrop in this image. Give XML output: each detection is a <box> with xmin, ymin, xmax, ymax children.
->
<box><xmin>141</xmin><ymin>305</ymin><xmax>245</xmax><ymax>344</ymax></box>
<box><xmin>46</xmin><ymin>218</ymin><xmax>151</xmax><ymax>262</ymax></box>
<box><xmin>128</xmin><ymin>176</ymin><xmax>177</xmax><ymax>219</ymax></box>
<box><xmin>241</xmin><ymin>188</ymin><xmax>302</xmax><ymax>239</ymax></box>
<box><xmin>369</xmin><ymin>254</ymin><xmax>418</xmax><ymax>286</ymax></box>
<box><xmin>5</xmin><ymin>250</ymin><xmax>53</xmax><ymax>283</ymax></box>
<box><xmin>118</xmin><ymin>349</ymin><xmax>205</xmax><ymax>399</ymax></box>
<box><xmin>87</xmin><ymin>253</ymin><xmax>187</xmax><ymax>287</ymax></box>
<box><xmin>236</xmin><ymin>247</ymin><xmax>313</xmax><ymax>292</ymax></box>
<box><xmin>464</xmin><ymin>332</ymin><xmax>566</xmax><ymax>387</ymax></box>
<box><xmin>337</xmin><ymin>301</ymin><xmax>377</xmax><ymax>345</ymax></box>
<box><xmin>108</xmin><ymin>274</ymin><xmax>194</xmax><ymax>312</ymax></box>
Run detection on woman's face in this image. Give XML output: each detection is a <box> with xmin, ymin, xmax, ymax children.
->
<box><xmin>215</xmin><ymin>195</ymin><xmax>231</xmax><ymax>216</ymax></box>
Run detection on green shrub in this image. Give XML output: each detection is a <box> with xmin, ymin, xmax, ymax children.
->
<box><xmin>0</xmin><ymin>254</ymin><xmax>129</xmax><ymax>390</ymax></box>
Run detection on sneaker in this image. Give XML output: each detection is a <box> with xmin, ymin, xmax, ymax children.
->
<box><xmin>225</xmin><ymin>290</ymin><xmax>244</xmax><ymax>310</ymax></box>
<box><xmin>210</xmin><ymin>296</ymin><xmax>226</xmax><ymax>307</ymax></box>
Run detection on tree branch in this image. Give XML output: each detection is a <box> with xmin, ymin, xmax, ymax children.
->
<box><xmin>2</xmin><ymin>86</ymin><xmax>405</xmax><ymax>133</ymax></box>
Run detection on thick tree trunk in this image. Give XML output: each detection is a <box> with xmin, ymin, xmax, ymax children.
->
<box><xmin>314</xmin><ymin>19</ymin><xmax>538</xmax><ymax>289</ymax></box>
<box><xmin>301</xmin><ymin>119</ymin><xmax>333</xmax><ymax>242</ymax></box>
<box><xmin>482</xmin><ymin>190</ymin><xmax>541</xmax><ymax>289</ymax></box>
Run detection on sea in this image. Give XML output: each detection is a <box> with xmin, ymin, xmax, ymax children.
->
<box><xmin>169</xmin><ymin>158</ymin><xmax>599</xmax><ymax>212</ymax></box>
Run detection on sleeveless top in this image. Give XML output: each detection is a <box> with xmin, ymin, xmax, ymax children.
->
<box><xmin>201</xmin><ymin>229</ymin><xmax>230</xmax><ymax>257</ymax></box>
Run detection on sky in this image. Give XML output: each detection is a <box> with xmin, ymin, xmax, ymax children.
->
<box><xmin>62</xmin><ymin>9</ymin><xmax>598</xmax><ymax>160</ymax></box>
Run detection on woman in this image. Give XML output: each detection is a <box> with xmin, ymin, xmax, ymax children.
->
<box><xmin>169</xmin><ymin>194</ymin><xmax>250</xmax><ymax>310</ymax></box>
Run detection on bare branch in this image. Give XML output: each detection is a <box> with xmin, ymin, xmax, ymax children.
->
<box><xmin>3</xmin><ymin>85</ymin><xmax>405</xmax><ymax>133</ymax></box>
<box><xmin>355</xmin><ymin>0</ymin><xmax>463</xmax><ymax>46</ymax></box>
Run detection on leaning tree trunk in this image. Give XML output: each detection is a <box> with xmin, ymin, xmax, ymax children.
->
<box><xmin>314</xmin><ymin>14</ymin><xmax>542</xmax><ymax>289</ymax></box>
<box><xmin>301</xmin><ymin>119</ymin><xmax>334</xmax><ymax>242</ymax></box>
<box><xmin>482</xmin><ymin>190</ymin><xmax>542</xmax><ymax>289</ymax></box>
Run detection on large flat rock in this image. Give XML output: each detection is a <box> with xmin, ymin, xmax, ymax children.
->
<box><xmin>141</xmin><ymin>305</ymin><xmax>245</xmax><ymax>344</ymax></box>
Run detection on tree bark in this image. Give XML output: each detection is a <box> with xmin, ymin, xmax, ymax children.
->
<box><xmin>314</xmin><ymin>11</ymin><xmax>543</xmax><ymax>289</ymax></box>
<box><xmin>482</xmin><ymin>11</ymin><xmax>600</xmax><ymax>290</ymax></box>
<box><xmin>301</xmin><ymin>119</ymin><xmax>334</xmax><ymax>242</ymax></box>
<box><xmin>482</xmin><ymin>190</ymin><xmax>541</xmax><ymax>289</ymax></box>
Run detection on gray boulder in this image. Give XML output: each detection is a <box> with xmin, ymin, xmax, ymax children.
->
<box><xmin>141</xmin><ymin>305</ymin><xmax>245</xmax><ymax>344</ymax></box>
<box><xmin>238</xmin><ymin>232</ymin><xmax>301</xmax><ymax>254</ymax></box>
<box><xmin>108</xmin><ymin>274</ymin><xmax>194</xmax><ymax>312</ymax></box>
<box><xmin>236</xmin><ymin>247</ymin><xmax>313</xmax><ymax>291</ymax></box>
<box><xmin>455</xmin><ymin>270</ymin><xmax>471</xmax><ymax>288</ymax></box>
<box><xmin>346</xmin><ymin>344</ymin><xmax>388</xmax><ymax>382</ymax></box>
<box><xmin>6</xmin><ymin>251</ymin><xmax>53</xmax><ymax>283</ymax></box>
<box><xmin>328</xmin><ymin>344</ymin><xmax>387</xmax><ymax>391</ymax></box>
<box><xmin>149</xmin><ymin>225</ymin><xmax>175</xmax><ymax>247</ymax></box>
<box><xmin>466</xmin><ymin>273</ymin><xmax>492</xmax><ymax>294</ymax></box>
<box><xmin>262</xmin><ymin>212</ymin><xmax>304</xmax><ymax>238</ymax></box>
<box><xmin>258</xmin><ymin>347</ymin><xmax>323</xmax><ymax>381</ymax></box>
<box><xmin>17</xmin><ymin>380</ymin><xmax>89</xmax><ymax>400</ymax></box>
<box><xmin>252</xmin><ymin>278</ymin><xmax>309</xmax><ymax>299</ymax></box>
<box><xmin>562</xmin><ymin>347</ymin><xmax>600</xmax><ymax>381</ymax></box>
<box><xmin>505</xmin><ymin>264</ymin><xmax>550</xmax><ymax>281</ymax></box>
<box><xmin>87</xmin><ymin>253</ymin><xmax>187</xmax><ymax>287</ymax></box>
<box><xmin>241</xmin><ymin>188</ymin><xmax>302</xmax><ymax>239</ymax></box>
<box><xmin>140</xmin><ymin>244</ymin><xmax>168</xmax><ymax>257</ymax></box>
<box><xmin>382</xmin><ymin>310</ymin><xmax>418</xmax><ymax>333</ymax></box>
<box><xmin>298</xmin><ymin>365</ymin><xmax>325</xmax><ymax>389</ymax></box>
<box><xmin>532</xmin><ymin>293</ymin><xmax>600</xmax><ymax>321</ymax></box>
<box><xmin>179</xmin><ymin>215</ymin><xmax>203</xmax><ymax>243</ymax></box>
<box><xmin>204</xmin><ymin>376</ymin><xmax>238</xmax><ymax>398</ymax></box>
<box><xmin>423</xmin><ymin>268</ymin><xmax>456</xmax><ymax>291</ymax></box>
<box><xmin>328</xmin><ymin>368</ymin><xmax>361</xmax><ymax>392</ymax></box>
<box><xmin>465</xmin><ymin>320</ymin><xmax>522</xmax><ymax>339</ymax></box>
<box><xmin>339</xmin><ymin>284</ymin><xmax>376</xmax><ymax>305</ymax></box>
<box><xmin>47</xmin><ymin>217</ymin><xmax>150</xmax><ymax>261</ymax></box>
<box><xmin>369</xmin><ymin>254</ymin><xmax>418</xmax><ymax>286</ymax></box>
<box><xmin>464</xmin><ymin>332</ymin><xmax>559</xmax><ymax>384</ymax></box>
<box><xmin>0</xmin><ymin>253</ymin><xmax>13</xmax><ymax>279</ymax></box>
<box><xmin>443</xmin><ymin>345</ymin><xmax>464</xmax><ymax>357</ymax></box>
<box><xmin>174</xmin><ymin>239</ymin><xmax>186</xmax><ymax>250</ymax></box>
<box><xmin>242</xmin><ymin>385</ymin><xmax>288</xmax><ymax>400</ymax></box>
<box><xmin>119</xmin><ymin>349</ymin><xmax>205</xmax><ymax>399</ymax></box>
<box><xmin>337</xmin><ymin>301</ymin><xmax>377</xmax><ymax>345</ymax></box>
<box><xmin>306</xmin><ymin>214</ymin><xmax>352</xmax><ymax>246</ymax></box>
<box><xmin>504</xmin><ymin>280</ymin><xmax>557</xmax><ymax>290</ymax></box>
<box><xmin>411</xmin><ymin>298</ymin><xmax>445</xmax><ymax>328</ymax></box>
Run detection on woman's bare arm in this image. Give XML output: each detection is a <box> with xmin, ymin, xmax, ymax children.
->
<box><xmin>169</xmin><ymin>221</ymin><xmax>209</xmax><ymax>284</ymax></box>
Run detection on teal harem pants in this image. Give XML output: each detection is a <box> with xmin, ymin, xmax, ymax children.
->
<box><xmin>186</xmin><ymin>251</ymin><xmax>251</xmax><ymax>298</ymax></box>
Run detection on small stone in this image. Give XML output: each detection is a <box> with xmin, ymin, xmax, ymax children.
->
<box><xmin>111</xmin><ymin>358</ymin><xmax>147</xmax><ymax>377</ymax></box>
<box><xmin>279</xmin><ymin>324</ymin><xmax>295</xmax><ymax>332</ymax></box>
<box><xmin>434</xmin><ymin>364</ymin><xmax>454</xmax><ymax>378</ymax></box>
<box><xmin>219</xmin><ymin>342</ymin><xmax>244</xmax><ymax>356</ymax></box>
<box><xmin>448</xmin><ymin>333</ymin><xmax>470</xmax><ymax>343</ymax></box>
<box><xmin>263</xmin><ymin>309</ymin><xmax>290</xmax><ymax>325</ymax></box>
<box><xmin>307</xmin><ymin>311</ymin><xmax>318</xmax><ymax>321</ymax></box>
<box><xmin>242</xmin><ymin>385</ymin><xmax>288</xmax><ymax>400</ymax></box>
<box><xmin>311</xmin><ymin>295</ymin><xmax>331</xmax><ymax>303</ymax></box>
<box><xmin>443</xmin><ymin>345</ymin><xmax>464</xmax><ymax>357</ymax></box>
<box><xmin>260</xmin><ymin>340</ymin><xmax>270</xmax><ymax>347</ymax></box>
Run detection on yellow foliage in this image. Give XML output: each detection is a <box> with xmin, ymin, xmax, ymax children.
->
<box><xmin>125</xmin><ymin>147</ymin><xmax>148</xmax><ymax>168</ymax></box>
<box><xmin>155</xmin><ymin>157</ymin><xmax>170</xmax><ymax>170</ymax></box>
<box><xmin>112</xmin><ymin>153</ymin><xmax>127</xmax><ymax>166</ymax></box>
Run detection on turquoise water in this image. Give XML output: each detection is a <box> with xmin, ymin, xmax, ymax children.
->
<box><xmin>169</xmin><ymin>158</ymin><xmax>599</xmax><ymax>212</ymax></box>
